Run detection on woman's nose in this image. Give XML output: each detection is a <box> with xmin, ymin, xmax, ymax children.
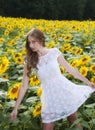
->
<box><xmin>29</xmin><ymin>43</ymin><xmax>34</xmax><ymax>48</ymax></box>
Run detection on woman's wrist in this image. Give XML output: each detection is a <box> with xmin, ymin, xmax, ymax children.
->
<box><xmin>14</xmin><ymin>106</ymin><xmax>18</xmax><ymax>111</ymax></box>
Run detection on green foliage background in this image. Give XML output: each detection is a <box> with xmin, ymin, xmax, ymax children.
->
<box><xmin>0</xmin><ymin>0</ymin><xmax>95</xmax><ymax>20</ymax></box>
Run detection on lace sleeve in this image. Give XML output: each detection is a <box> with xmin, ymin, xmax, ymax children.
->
<box><xmin>54</xmin><ymin>48</ymin><xmax>63</xmax><ymax>58</ymax></box>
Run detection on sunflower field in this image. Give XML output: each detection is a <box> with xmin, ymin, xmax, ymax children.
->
<box><xmin>0</xmin><ymin>16</ymin><xmax>95</xmax><ymax>130</ymax></box>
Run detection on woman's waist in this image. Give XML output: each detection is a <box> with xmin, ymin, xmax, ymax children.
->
<box><xmin>40</xmin><ymin>74</ymin><xmax>64</xmax><ymax>83</ymax></box>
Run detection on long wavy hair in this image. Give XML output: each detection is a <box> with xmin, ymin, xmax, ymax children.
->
<box><xmin>24</xmin><ymin>28</ymin><xmax>45</xmax><ymax>77</ymax></box>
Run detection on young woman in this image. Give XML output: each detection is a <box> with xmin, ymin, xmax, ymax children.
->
<box><xmin>11</xmin><ymin>28</ymin><xmax>95</xmax><ymax>130</ymax></box>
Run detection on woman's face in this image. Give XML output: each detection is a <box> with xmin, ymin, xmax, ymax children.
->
<box><xmin>28</xmin><ymin>36</ymin><xmax>42</xmax><ymax>52</ymax></box>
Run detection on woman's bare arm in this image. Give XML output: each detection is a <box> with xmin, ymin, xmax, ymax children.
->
<box><xmin>57</xmin><ymin>55</ymin><xmax>95</xmax><ymax>87</ymax></box>
<box><xmin>13</xmin><ymin>63</ymin><xmax>29</xmax><ymax>111</ymax></box>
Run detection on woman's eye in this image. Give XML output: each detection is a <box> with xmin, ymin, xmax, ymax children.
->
<box><xmin>30</xmin><ymin>41</ymin><xmax>35</xmax><ymax>44</ymax></box>
<box><xmin>32</xmin><ymin>41</ymin><xmax>35</xmax><ymax>44</ymax></box>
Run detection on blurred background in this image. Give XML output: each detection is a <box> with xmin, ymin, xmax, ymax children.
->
<box><xmin>0</xmin><ymin>0</ymin><xmax>95</xmax><ymax>20</ymax></box>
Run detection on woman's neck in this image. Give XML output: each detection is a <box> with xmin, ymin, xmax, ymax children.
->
<box><xmin>37</xmin><ymin>47</ymin><xmax>50</xmax><ymax>57</ymax></box>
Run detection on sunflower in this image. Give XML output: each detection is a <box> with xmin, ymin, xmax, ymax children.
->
<box><xmin>90</xmin><ymin>76</ymin><xmax>95</xmax><ymax>85</ymax></box>
<box><xmin>12</xmin><ymin>52</ymin><xmax>22</xmax><ymax>59</ymax></box>
<box><xmin>0</xmin><ymin>38</ymin><xmax>5</xmax><ymax>43</ymax></box>
<box><xmin>71</xmin><ymin>25</ymin><xmax>80</xmax><ymax>31</ymax></box>
<box><xmin>60</xmin><ymin>66</ymin><xmax>65</xmax><ymax>74</ymax></box>
<box><xmin>12</xmin><ymin>52</ymin><xmax>23</xmax><ymax>64</ymax></box>
<box><xmin>60</xmin><ymin>43</ymin><xmax>71</xmax><ymax>52</ymax></box>
<box><xmin>79</xmin><ymin>55</ymin><xmax>91</xmax><ymax>65</ymax></box>
<box><xmin>46</xmin><ymin>41</ymin><xmax>56</xmax><ymax>48</ymax></box>
<box><xmin>63</xmin><ymin>34</ymin><xmax>72</xmax><ymax>42</ymax></box>
<box><xmin>0</xmin><ymin>56</ymin><xmax>10</xmax><ymax>74</ymax></box>
<box><xmin>90</xmin><ymin>64</ymin><xmax>95</xmax><ymax>74</ymax></box>
<box><xmin>7</xmin><ymin>25</ymin><xmax>14</xmax><ymax>31</ymax></box>
<box><xmin>71</xmin><ymin>47</ymin><xmax>83</xmax><ymax>55</ymax></box>
<box><xmin>7</xmin><ymin>83</ymin><xmax>21</xmax><ymax>99</ymax></box>
<box><xmin>51</xmin><ymin>33</ymin><xmax>56</xmax><ymax>38</ymax></box>
<box><xmin>29</xmin><ymin>75</ymin><xmax>41</xmax><ymax>86</ymax></box>
<box><xmin>79</xmin><ymin>66</ymin><xmax>88</xmax><ymax>77</ymax></box>
<box><xmin>71</xmin><ymin>59</ymin><xmax>80</xmax><ymax>68</ymax></box>
<box><xmin>71</xmin><ymin>46</ymin><xmax>78</xmax><ymax>53</ymax></box>
<box><xmin>14</xmin><ymin>56</ymin><xmax>23</xmax><ymax>64</ymax></box>
<box><xmin>8</xmin><ymin>39</ymin><xmax>15</xmax><ymax>45</ymax></box>
<box><xmin>60</xmin><ymin>46</ymin><xmax>64</xmax><ymax>52</ymax></box>
<box><xmin>0</xmin><ymin>73</ymin><xmax>9</xmax><ymax>79</ymax></box>
<box><xmin>17</xmin><ymin>24</ymin><xmax>24</xmax><ymax>29</ymax></box>
<box><xmin>21</xmin><ymin>48</ymin><xmax>26</xmax><ymax>55</ymax></box>
<box><xmin>84</xmin><ymin>28</ymin><xmax>89</xmax><ymax>34</ymax></box>
<box><xmin>74</xmin><ymin>48</ymin><xmax>83</xmax><ymax>55</ymax></box>
<box><xmin>32</xmin><ymin>103</ymin><xmax>42</xmax><ymax>117</ymax></box>
<box><xmin>36</xmin><ymin>87</ymin><xmax>42</xmax><ymax>97</ymax></box>
<box><xmin>4</xmin><ymin>30</ymin><xmax>9</xmax><ymax>36</ymax></box>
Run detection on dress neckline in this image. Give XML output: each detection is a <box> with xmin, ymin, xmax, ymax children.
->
<box><xmin>39</xmin><ymin>48</ymin><xmax>53</xmax><ymax>59</ymax></box>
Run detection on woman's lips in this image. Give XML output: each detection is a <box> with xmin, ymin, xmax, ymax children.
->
<box><xmin>32</xmin><ymin>48</ymin><xmax>35</xmax><ymax>51</ymax></box>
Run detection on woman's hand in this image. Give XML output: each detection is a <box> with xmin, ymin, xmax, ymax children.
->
<box><xmin>11</xmin><ymin>109</ymin><xmax>18</xmax><ymax>121</ymax></box>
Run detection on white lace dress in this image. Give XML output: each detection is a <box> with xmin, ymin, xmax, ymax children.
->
<box><xmin>36</xmin><ymin>48</ymin><xmax>95</xmax><ymax>123</ymax></box>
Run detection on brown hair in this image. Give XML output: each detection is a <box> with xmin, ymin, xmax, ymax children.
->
<box><xmin>25</xmin><ymin>28</ymin><xmax>45</xmax><ymax>77</ymax></box>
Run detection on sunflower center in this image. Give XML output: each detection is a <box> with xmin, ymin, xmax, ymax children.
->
<box><xmin>36</xmin><ymin>106</ymin><xmax>41</xmax><ymax>112</ymax></box>
<box><xmin>33</xmin><ymin>76</ymin><xmax>38</xmax><ymax>81</ymax></box>
<box><xmin>12</xmin><ymin>87</ymin><xmax>18</xmax><ymax>93</ymax></box>
<box><xmin>92</xmin><ymin>66</ymin><xmax>95</xmax><ymax>70</ymax></box>
<box><xmin>82</xmin><ymin>58</ymin><xmax>87</xmax><ymax>62</ymax></box>
<box><xmin>2</xmin><ymin>64</ymin><xmax>5</xmax><ymax>68</ymax></box>
<box><xmin>18</xmin><ymin>58</ymin><xmax>21</xmax><ymax>62</ymax></box>
<box><xmin>81</xmin><ymin>69</ymin><xmax>86</xmax><ymax>74</ymax></box>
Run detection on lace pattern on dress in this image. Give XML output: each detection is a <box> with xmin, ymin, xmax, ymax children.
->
<box><xmin>37</xmin><ymin>48</ymin><xmax>62</xmax><ymax>66</ymax></box>
<box><xmin>41</xmin><ymin>111</ymin><xmax>73</xmax><ymax>123</ymax></box>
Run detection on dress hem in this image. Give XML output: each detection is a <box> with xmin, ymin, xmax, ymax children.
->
<box><xmin>42</xmin><ymin>95</ymin><xmax>92</xmax><ymax>123</ymax></box>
